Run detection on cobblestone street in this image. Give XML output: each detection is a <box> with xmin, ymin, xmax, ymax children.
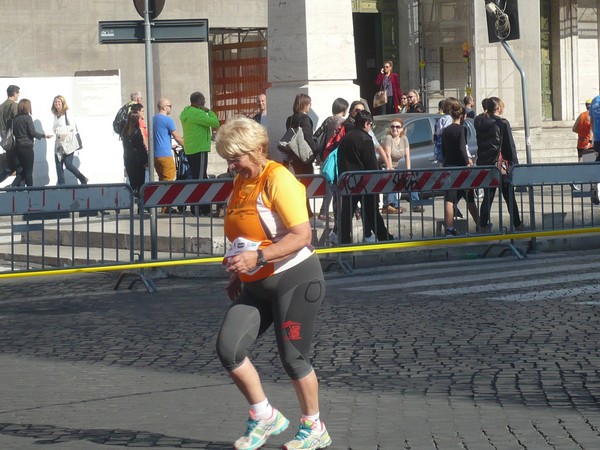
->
<box><xmin>1</xmin><ymin>249</ymin><xmax>600</xmax><ymax>449</ymax></box>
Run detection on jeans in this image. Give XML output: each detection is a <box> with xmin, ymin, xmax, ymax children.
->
<box><xmin>385</xmin><ymin>191</ymin><xmax>420</xmax><ymax>207</ymax></box>
<box><xmin>56</xmin><ymin>153</ymin><xmax>86</xmax><ymax>185</ymax></box>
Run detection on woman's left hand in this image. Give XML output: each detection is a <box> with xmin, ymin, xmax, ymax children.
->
<box><xmin>225</xmin><ymin>251</ymin><xmax>259</xmax><ymax>274</ymax></box>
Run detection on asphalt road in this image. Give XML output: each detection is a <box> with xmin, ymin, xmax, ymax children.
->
<box><xmin>1</xmin><ymin>248</ymin><xmax>600</xmax><ymax>449</ymax></box>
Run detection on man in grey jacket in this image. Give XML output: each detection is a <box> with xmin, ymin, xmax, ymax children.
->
<box><xmin>0</xmin><ymin>85</ymin><xmax>20</xmax><ymax>183</ymax></box>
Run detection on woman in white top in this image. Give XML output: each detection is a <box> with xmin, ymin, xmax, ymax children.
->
<box><xmin>381</xmin><ymin>118</ymin><xmax>423</xmax><ymax>214</ymax></box>
<box><xmin>52</xmin><ymin>95</ymin><xmax>87</xmax><ymax>185</ymax></box>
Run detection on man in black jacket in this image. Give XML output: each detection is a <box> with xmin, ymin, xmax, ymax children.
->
<box><xmin>337</xmin><ymin>111</ymin><xmax>393</xmax><ymax>244</ymax></box>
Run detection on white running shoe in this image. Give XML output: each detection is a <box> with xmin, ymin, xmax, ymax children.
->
<box><xmin>233</xmin><ymin>409</ymin><xmax>289</xmax><ymax>450</ymax></box>
<box><xmin>283</xmin><ymin>419</ymin><xmax>332</xmax><ymax>449</ymax></box>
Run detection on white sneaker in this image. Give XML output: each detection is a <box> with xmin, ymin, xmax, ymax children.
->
<box><xmin>233</xmin><ymin>409</ymin><xmax>289</xmax><ymax>450</ymax></box>
<box><xmin>362</xmin><ymin>234</ymin><xmax>376</xmax><ymax>243</ymax></box>
<box><xmin>283</xmin><ymin>419</ymin><xmax>332</xmax><ymax>449</ymax></box>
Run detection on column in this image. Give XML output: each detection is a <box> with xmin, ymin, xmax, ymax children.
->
<box><xmin>266</xmin><ymin>0</ymin><xmax>361</xmax><ymax>158</ymax></box>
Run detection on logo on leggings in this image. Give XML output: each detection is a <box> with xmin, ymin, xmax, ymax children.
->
<box><xmin>282</xmin><ymin>320</ymin><xmax>302</xmax><ymax>341</ymax></box>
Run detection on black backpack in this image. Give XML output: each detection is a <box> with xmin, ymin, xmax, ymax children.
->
<box><xmin>314</xmin><ymin>117</ymin><xmax>331</xmax><ymax>160</ymax></box>
<box><xmin>112</xmin><ymin>103</ymin><xmax>130</xmax><ymax>135</ymax></box>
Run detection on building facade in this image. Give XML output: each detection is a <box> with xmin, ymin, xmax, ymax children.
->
<box><xmin>0</xmin><ymin>0</ymin><xmax>598</xmax><ymax>183</ymax></box>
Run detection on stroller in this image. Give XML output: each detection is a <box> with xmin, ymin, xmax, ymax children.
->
<box><xmin>173</xmin><ymin>145</ymin><xmax>193</xmax><ymax>212</ymax></box>
<box><xmin>173</xmin><ymin>145</ymin><xmax>193</xmax><ymax>181</ymax></box>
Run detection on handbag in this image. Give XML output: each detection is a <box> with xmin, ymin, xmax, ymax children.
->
<box><xmin>321</xmin><ymin>147</ymin><xmax>338</xmax><ymax>184</ymax></box>
<box><xmin>495</xmin><ymin>121</ymin><xmax>510</xmax><ymax>177</ymax></box>
<box><xmin>0</xmin><ymin>126</ymin><xmax>15</xmax><ymax>152</ymax></box>
<box><xmin>373</xmin><ymin>88</ymin><xmax>387</xmax><ymax>109</ymax></box>
<box><xmin>277</xmin><ymin>117</ymin><xmax>315</xmax><ymax>164</ymax></box>
<box><xmin>65</xmin><ymin>111</ymin><xmax>83</xmax><ymax>150</ymax></box>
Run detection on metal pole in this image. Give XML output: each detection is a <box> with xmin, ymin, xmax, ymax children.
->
<box><xmin>144</xmin><ymin>0</ymin><xmax>158</xmax><ymax>259</ymax></box>
<box><xmin>501</xmin><ymin>39</ymin><xmax>536</xmax><ymax>247</ymax></box>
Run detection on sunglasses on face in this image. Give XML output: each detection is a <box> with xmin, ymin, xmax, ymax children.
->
<box><xmin>390</xmin><ymin>125</ymin><xmax>402</xmax><ymax>130</ymax></box>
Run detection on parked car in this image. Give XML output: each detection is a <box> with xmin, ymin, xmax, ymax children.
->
<box><xmin>372</xmin><ymin>113</ymin><xmax>478</xmax><ymax>170</ymax></box>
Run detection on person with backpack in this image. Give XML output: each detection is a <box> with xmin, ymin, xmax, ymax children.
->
<box><xmin>113</xmin><ymin>91</ymin><xmax>143</xmax><ymax>137</ymax></box>
<box><xmin>316</xmin><ymin>97</ymin><xmax>348</xmax><ymax>222</ymax></box>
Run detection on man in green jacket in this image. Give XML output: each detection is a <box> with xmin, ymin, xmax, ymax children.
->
<box><xmin>180</xmin><ymin>91</ymin><xmax>220</xmax><ymax>215</ymax></box>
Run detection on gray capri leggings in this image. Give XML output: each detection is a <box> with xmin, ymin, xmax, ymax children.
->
<box><xmin>216</xmin><ymin>253</ymin><xmax>325</xmax><ymax>380</ymax></box>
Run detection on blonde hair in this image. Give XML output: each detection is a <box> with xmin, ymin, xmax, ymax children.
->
<box><xmin>215</xmin><ymin>116</ymin><xmax>269</xmax><ymax>164</ymax></box>
<box><xmin>51</xmin><ymin>95</ymin><xmax>69</xmax><ymax>116</ymax></box>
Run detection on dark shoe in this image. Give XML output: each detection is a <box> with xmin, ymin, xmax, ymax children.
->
<box><xmin>592</xmin><ymin>192</ymin><xmax>600</xmax><ymax>205</ymax></box>
<box><xmin>81</xmin><ymin>177</ymin><xmax>88</xmax><ymax>185</ymax></box>
<box><xmin>412</xmin><ymin>205</ymin><xmax>424</xmax><ymax>213</ymax></box>
<box><xmin>445</xmin><ymin>227</ymin><xmax>459</xmax><ymax>237</ymax></box>
<box><xmin>454</xmin><ymin>207</ymin><xmax>463</xmax><ymax>218</ymax></box>
<box><xmin>478</xmin><ymin>224</ymin><xmax>492</xmax><ymax>234</ymax></box>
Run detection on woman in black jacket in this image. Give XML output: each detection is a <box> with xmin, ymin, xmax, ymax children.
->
<box><xmin>475</xmin><ymin>97</ymin><xmax>522</xmax><ymax>231</ymax></box>
<box><xmin>284</xmin><ymin>93</ymin><xmax>317</xmax><ymax>175</ymax></box>
<box><xmin>121</xmin><ymin>110</ymin><xmax>148</xmax><ymax>196</ymax></box>
<box><xmin>12</xmin><ymin>99</ymin><xmax>52</xmax><ymax>186</ymax></box>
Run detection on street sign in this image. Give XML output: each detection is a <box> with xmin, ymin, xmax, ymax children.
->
<box><xmin>133</xmin><ymin>0</ymin><xmax>165</xmax><ymax>20</ymax></box>
<box><xmin>99</xmin><ymin>19</ymin><xmax>209</xmax><ymax>44</ymax></box>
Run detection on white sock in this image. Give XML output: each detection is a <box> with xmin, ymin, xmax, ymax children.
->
<box><xmin>250</xmin><ymin>398</ymin><xmax>273</xmax><ymax>420</ymax></box>
<box><xmin>302</xmin><ymin>412</ymin><xmax>321</xmax><ymax>427</ymax></box>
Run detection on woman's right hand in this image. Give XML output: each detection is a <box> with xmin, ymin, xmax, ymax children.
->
<box><xmin>226</xmin><ymin>273</ymin><xmax>242</xmax><ymax>301</ymax></box>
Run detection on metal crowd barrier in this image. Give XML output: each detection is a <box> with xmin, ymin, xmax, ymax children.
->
<box><xmin>510</xmin><ymin>162</ymin><xmax>600</xmax><ymax>238</ymax></box>
<box><xmin>136</xmin><ymin>174</ymin><xmax>329</xmax><ymax>262</ymax></box>
<box><xmin>332</xmin><ymin>166</ymin><xmax>504</xmax><ymax>244</ymax></box>
<box><xmin>138</xmin><ymin>178</ymin><xmax>233</xmax><ymax>261</ymax></box>
<box><xmin>0</xmin><ymin>184</ymin><xmax>135</xmax><ymax>273</ymax></box>
<box><xmin>2</xmin><ymin>164</ymin><xmax>600</xmax><ymax>280</ymax></box>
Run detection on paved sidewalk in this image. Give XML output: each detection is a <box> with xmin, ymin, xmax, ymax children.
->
<box><xmin>2</xmin><ymin>257</ymin><xmax>600</xmax><ymax>449</ymax></box>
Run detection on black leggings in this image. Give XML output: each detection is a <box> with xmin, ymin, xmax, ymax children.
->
<box><xmin>15</xmin><ymin>144</ymin><xmax>34</xmax><ymax>186</ymax></box>
<box><xmin>216</xmin><ymin>254</ymin><xmax>325</xmax><ymax>380</ymax></box>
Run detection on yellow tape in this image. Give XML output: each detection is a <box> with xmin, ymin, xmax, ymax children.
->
<box><xmin>1</xmin><ymin>227</ymin><xmax>599</xmax><ymax>280</ymax></box>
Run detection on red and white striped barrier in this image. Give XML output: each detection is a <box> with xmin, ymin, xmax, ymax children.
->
<box><xmin>141</xmin><ymin>174</ymin><xmax>328</xmax><ymax>208</ymax></box>
<box><xmin>142</xmin><ymin>180</ymin><xmax>233</xmax><ymax>207</ymax></box>
<box><xmin>297</xmin><ymin>174</ymin><xmax>327</xmax><ymax>198</ymax></box>
<box><xmin>337</xmin><ymin>167</ymin><xmax>502</xmax><ymax>195</ymax></box>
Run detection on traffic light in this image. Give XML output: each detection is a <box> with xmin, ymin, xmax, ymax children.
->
<box><xmin>485</xmin><ymin>0</ymin><xmax>520</xmax><ymax>43</ymax></box>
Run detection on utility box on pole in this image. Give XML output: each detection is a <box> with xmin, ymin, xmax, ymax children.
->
<box><xmin>485</xmin><ymin>0</ymin><xmax>520</xmax><ymax>43</ymax></box>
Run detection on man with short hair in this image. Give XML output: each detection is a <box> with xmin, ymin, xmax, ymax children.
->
<box><xmin>0</xmin><ymin>85</ymin><xmax>20</xmax><ymax>182</ymax></box>
<box><xmin>463</xmin><ymin>95</ymin><xmax>475</xmax><ymax>119</ymax></box>
<box><xmin>253</xmin><ymin>93</ymin><xmax>267</xmax><ymax>127</ymax></box>
<box><xmin>180</xmin><ymin>92</ymin><xmax>220</xmax><ymax>215</ymax></box>
<box><xmin>114</xmin><ymin>90</ymin><xmax>144</xmax><ymax>137</ymax></box>
<box><xmin>153</xmin><ymin>98</ymin><xmax>184</xmax><ymax>213</ymax></box>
